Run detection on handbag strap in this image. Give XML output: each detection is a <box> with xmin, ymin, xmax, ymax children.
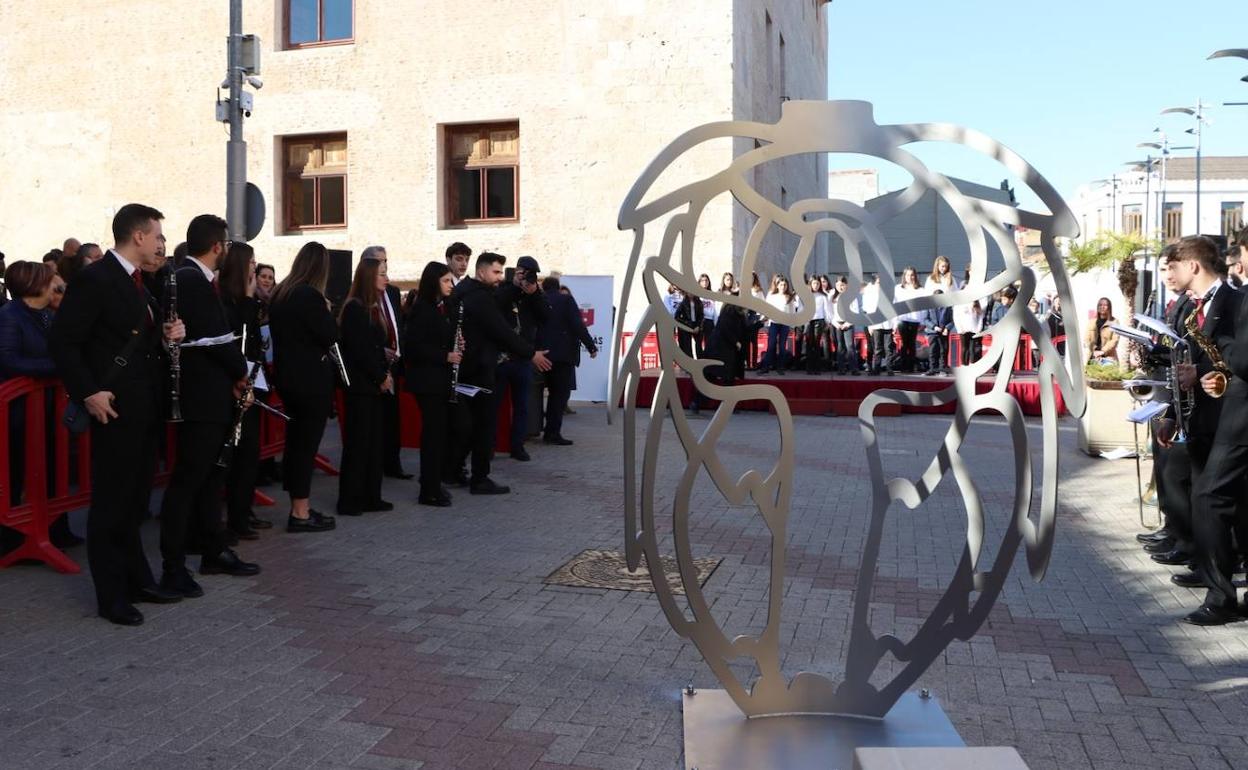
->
<box><xmin>98</xmin><ymin>326</ymin><xmax>149</xmax><ymax>389</ymax></box>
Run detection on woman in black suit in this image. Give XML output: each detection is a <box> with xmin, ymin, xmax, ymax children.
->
<box><xmin>218</xmin><ymin>243</ymin><xmax>270</xmax><ymax>540</ymax></box>
<box><xmin>404</xmin><ymin>261</ymin><xmax>460</xmax><ymax>507</ymax></box>
<box><xmin>336</xmin><ymin>259</ymin><xmax>393</xmax><ymax>517</ymax></box>
<box><xmin>268</xmin><ymin>242</ymin><xmax>338</xmax><ymax>533</ymax></box>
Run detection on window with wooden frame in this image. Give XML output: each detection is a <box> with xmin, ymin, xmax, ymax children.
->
<box><xmin>1122</xmin><ymin>204</ymin><xmax>1143</xmax><ymax>236</ymax></box>
<box><xmin>285</xmin><ymin>0</ymin><xmax>353</xmax><ymax>49</ymax></box>
<box><xmin>445</xmin><ymin>122</ymin><xmax>519</xmax><ymax>226</ymax></box>
<box><xmin>1222</xmin><ymin>201</ymin><xmax>1244</xmax><ymax>238</ymax></box>
<box><xmin>283</xmin><ymin>134</ymin><xmax>348</xmax><ymax>232</ymax></box>
<box><xmin>1163</xmin><ymin>202</ymin><xmax>1182</xmax><ymax>241</ymax></box>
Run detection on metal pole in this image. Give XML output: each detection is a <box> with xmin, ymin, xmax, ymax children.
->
<box><xmin>226</xmin><ymin>0</ymin><xmax>246</xmax><ymax>241</ymax></box>
<box><xmin>1195</xmin><ymin>98</ymin><xmax>1203</xmax><ymax>236</ymax></box>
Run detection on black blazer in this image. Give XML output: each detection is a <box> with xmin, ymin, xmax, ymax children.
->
<box><xmin>49</xmin><ymin>253</ymin><xmax>164</xmax><ymax>423</ymax></box>
<box><xmin>269</xmin><ymin>284</ymin><xmax>339</xmax><ymax>399</ymax></box>
<box><xmin>451</xmin><ymin>278</ymin><xmax>534</xmax><ymax>389</ymax></box>
<box><xmin>540</xmin><ymin>290</ymin><xmax>597</xmax><ymax>363</ymax></box>
<box><xmin>339</xmin><ymin>299</ymin><xmax>389</xmax><ymax>395</ymax></box>
<box><xmin>404</xmin><ymin>299</ymin><xmax>455</xmax><ymax>397</ymax></box>
<box><xmin>1181</xmin><ymin>283</ymin><xmax>1244</xmax><ymax>439</ymax></box>
<box><xmin>221</xmin><ymin>295</ymin><xmax>264</xmax><ymax>363</ymax></box>
<box><xmin>176</xmin><ymin>265</ymin><xmax>248</xmax><ymax>424</ymax></box>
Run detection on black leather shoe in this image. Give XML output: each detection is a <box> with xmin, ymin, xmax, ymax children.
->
<box><xmin>1151</xmin><ymin>550</ymin><xmax>1193</xmax><ymax>566</ymax></box>
<box><xmin>1182</xmin><ymin>606</ymin><xmax>1243</xmax><ymax>626</ymax></box>
<box><xmin>200</xmin><ymin>548</ymin><xmax>262</xmax><ymax>577</ymax></box>
<box><xmin>1143</xmin><ymin>539</ymin><xmax>1176</xmax><ymax>554</ymax></box>
<box><xmin>98</xmin><ymin>603</ymin><xmax>144</xmax><ymax>627</ymax></box>
<box><xmin>248</xmin><ymin>515</ymin><xmax>273</xmax><ymax>530</ymax></box>
<box><xmin>511</xmin><ymin>448</ymin><xmax>531</xmax><ymax>462</ymax></box>
<box><xmin>1171</xmin><ymin>572</ymin><xmax>1207</xmax><ymax>588</ymax></box>
<box><xmin>131</xmin><ymin>584</ymin><xmax>183</xmax><ymax>604</ymax></box>
<box><xmin>363</xmin><ymin>500</ymin><xmax>395</xmax><ymax>513</ymax></box>
<box><xmin>288</xmin><ymin>511</ymin><xmax>336</xmax><ymax>533</ymax></box>
<box><xmin>229</xmin><ymin>527</ymin><xmax>261</xmax><ymax>541</ymax></box>
<box><xmin>470</xmin><ymin>478</ymin><xmax>510</xmax><ymax>495</ymax></box>
<box><xmin>443</xmin><ymin>471</ymin><xmax>470</xmax><ymax>488</ymax></box>
<box><xmin>1137</xmin><ymin>531</ymin><xmax>1170</xmax><ymax>544</ymax></box>
<box><xmin>419</xmin><ymin>492</ymin><xmax>453</xmax><ymax>507</ymax></box>
<box><xmin>385</xmin><ymin>470</ymin><xmax>415</xmax><ymax>480</ymax></box>
<box><xmin>160</xmin><ymin>569</ymin><xmax>204</xmax><ymax>599</ymax></box>
<box><xmin>543</xmin><ymin>435</ymin><xmax>574</xmax><ymax>446</ymax></box>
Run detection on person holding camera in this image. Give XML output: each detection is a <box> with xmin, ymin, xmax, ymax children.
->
<box><xmin>494</xmin><ymin>255</ymin><xmax>550</xmax><ymax>462</ymax></box>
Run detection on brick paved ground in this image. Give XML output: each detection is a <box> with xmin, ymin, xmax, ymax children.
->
<box><xmin>2</xmin><ymin>403</ymin><xmax>1248</xmax><ymax>769</ymax></box>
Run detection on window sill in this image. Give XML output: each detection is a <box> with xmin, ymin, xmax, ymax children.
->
<box><xmin>282</xmin><ymin>38</ymin><xmax>354</xmax><ymax>51</ymax></box>
<box><xmin>282</xmin><ymin>224</ymin><xmax>348</xmax><ymax>235</ymax></box>
<box><xmin>443</xmin><ymin>219</ymin><xmax>521</xmax><ymax>230</ymax></box>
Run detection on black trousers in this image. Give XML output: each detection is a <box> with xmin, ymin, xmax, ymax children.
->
<box><xmin>544</xmin><ymin>362</ymin><xmax>575</xmax><ymax>439</ymax></box>
<box><xmin>832</xmin><ymin>325</ymin><xmax>856</xmax><ymax>372</ymax></box>
<box><xmin>1153</xmin><ymin>435</ymin><xmax>1192</xmax><ymax>552</ymax></box>
<box><xmin>926</xmin><ymin>332</ymin><xmax>948</xmax><ymax>371</ymax></box>
<box><xmin>870</xmin><ymin>329</ymin><xmax>894</xmax><ymax>372</ymax></box>
<box><xmin>160</xmin><ymin>420</ymin><xmax>229</xmax><ymax>574</ymax></box>
<box><xmin>677</xmin><ymin>329</ymin><xmax>696</xmax><ymax>358</ymax></box>
<box><xmin>1190</xmin><ymin>435</ymin><xmax>1248</xmax><ymax>610</ymax></box>
<box><xmin>458</xmin><ymin>392</ymin><xmax>497</xmax><ymax>483</ymax></box>
<box><xmin>381</xmin><ymin>388</ymin><xmax>403</xmax><ymax>474</ymax></box>
<box><xmin>282</xmin><ymin>389</ymin><xmax>331</xmax><ymax>499</ymax></box>
<box><xmin>338</xmin><ymin>392</ymin><xmax>384</xmax><ymax>514</ymax></box>
<box><xmin>495</xmin><ymin>359</ymin><xmax>532</xmax><ymax>450</ymax></box>
<box><xmin>897</xmin><ymin>321</ymin><xmax>920</xmax><ymax>371</ymax></box>
<box><xmin>86</xmin><ymin>415</ymin><xmax>159</xmax><ymax>611</ymax></box>
<box><xmin>960</xmin><ymin>332</ymin><xmax>982</xmax><ymax>365</ymax></box>
<box><xmin>225</xmin><ymin>408</ymin><xmax>260</xmax><ymax>533</ymax></box>
<box><xmin>804</xmin><ymin>320</ymin><xmax>828</xmax><ymax>373</ymax></box>
<box><xmin>417</xmin><ymin>393</ymin><xmax>452</xmax><ymax>496</ymax></box>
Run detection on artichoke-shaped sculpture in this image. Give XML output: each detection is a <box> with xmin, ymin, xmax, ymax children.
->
<box><xmin>611</xmin><ymin>100</ymin><xmax>1085</xmax><ymax>719</ymax></box>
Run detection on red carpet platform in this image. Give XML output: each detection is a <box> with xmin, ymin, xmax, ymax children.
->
<box><xmin>630</xmin><ymin>370</ymin><xmax>1066</xmax><ymax>417</ymax></box>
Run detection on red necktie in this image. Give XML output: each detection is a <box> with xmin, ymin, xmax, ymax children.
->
<box><xmin>132</xmin><ymin>270</ymin><xmax>144</xmax><ymax>292</ymax></box>
<box><xmin>211</xmin><ymin>276</ymin><xmax>220</xmax><ymax>296</ymax></box>
<box><xmin>385</xmin><ymin>307</ymin><xmax>397</xmax><ymax>349</ymax></box>
<box><xmin>133</xmin><ymin>271</ymin><xmax>154</xmax><ymax>326</ymax></box>
<box><xmin>1195</xmin><ymin>298</ymin><xmax>1205</xmax><ymax>328</ymax></box>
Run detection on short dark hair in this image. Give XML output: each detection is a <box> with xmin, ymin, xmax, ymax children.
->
<box><xmin>475</xmin><ymin>251</ymin><xmax>505</xmax><ymax>269</ymax></box>
<box><xmin>542</xmin><ymin>276</ymin><xmax>561</xmax><ymax>292</ymax></box>
<box><xmin>446</xmin><ymin>242</ymin><xmax>472</xmax><ymax>260</ymax></box>
<box><xmin>1175</xmin><ymin>235</ymin><xmax>1221</xmax><ymax>275</ymax></box>
<box><xmin>1003</xmin><ymin>286</ymin><xmax>1018</xmax><ymax>301</ymax></box>
<box><xmin>56</xmin><ymin>251</ymin><xmax>86</xmax><ymax>284</ymax></box>
<box><xmin>6</xmin><ymin>261</ymin><xmax>54</xmax><ymax>299</ymax></box>
<box><xmin>186</xmin><ymin>214</ymin><xmax>229</xmax><ymax>257</ymax></box>
<box><xmin>42</xmin><ymin>249</ymin><xmax>63</xmax><ymax>264</ymax></box>
<box><xmin>111</xmin><ymin>203</ymin><xmax>164</xmax><ymax>244</ymax></box>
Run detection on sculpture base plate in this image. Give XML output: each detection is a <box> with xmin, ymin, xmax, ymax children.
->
<box><xmin>682</xmin><ymin>690</ymin><xmax>964</xmax><ymax>770</ymax></box>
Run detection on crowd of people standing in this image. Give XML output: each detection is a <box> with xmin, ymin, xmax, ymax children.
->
<box><xmin>0</xmin><ymin>205</ymin><xmax>598</xmax><ymax>627</ymax></box>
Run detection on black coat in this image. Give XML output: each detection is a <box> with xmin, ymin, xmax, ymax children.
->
<box><xmin>451</xmin><ymin>278</ymin><xmax>534</xmax><ymax>389</ymax></box>
<box><xmin>339</xmin><ymin>299</ymin><xmax>389</xmax><ymax>395</ymax></box>
<box><xmin>496</xmin><ymin>281</ymin><xmax>550</xmax><ymax>345</ymax></box>
<box><xmin>705</xmin><ymin>304</ymin><xmax>747</xmax><ymax>380</ymax></box>
<box><xmin>49</xmin><ymin>253</ymin><xmax>166</xmax><ymax>422</ymax></box>
<box><xmin>404</xmin><ymin>299</ymin><xmax>455</xmax><ymax>397</ymax></box>
<box><xmin>1185</xmin><ymin>283</ymin><xmax>1246</xmax><ymax>442</ymax></box>
<box><xmin>540</xmin><ymin>290</ymin><xmax>597</xmax><ymax>363</ymax></box>
<box><xmin>221</xmin><ymin>295</ymin><xmax>265</xmax><ymax>363</ymax></box>
<box><xmin>269</xmin><ymin>284</ymin><xmax>339</xmax><ymax>399</ymax></box>
<box><xmin>175</xmin><ymin>265</ymin><xmax>248</xmax><ymax>424</ymax></box>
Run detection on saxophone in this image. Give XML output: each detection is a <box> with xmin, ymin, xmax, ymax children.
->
<box><xmin>166</xmin><ymin>270</ymin><xmax>183</xmax><ymax>422</ymax></box>
<box><xmin>449</xmin><ymin>301</ymin><xmax>465</xmax><ymax>403</ymax></box>
<box><xmin>1184</xmin><ymin>307</ymin><xmax>1231</xmax><ymax>398</ymax></box>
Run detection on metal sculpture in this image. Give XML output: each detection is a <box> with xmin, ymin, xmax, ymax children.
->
<box><xmin>611</xmin><ymin>100</ymin><xmax>1085</xmax><ymax>719</ymax></box>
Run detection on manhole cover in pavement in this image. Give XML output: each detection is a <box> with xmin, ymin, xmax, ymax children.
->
<box><xmin>544</xmin><ymin>549</ymin><xmax>721</xmax><ymax>594</ymax></box>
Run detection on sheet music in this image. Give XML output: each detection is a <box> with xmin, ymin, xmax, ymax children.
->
<box><xmin>1107</xmin><ymin>323</ymin><xmax>1155</xmax><ymax>346</ymax></box>
<box><xmin>180</xmin><ymin>333</ymin><xmax>239</xmax><ymax>348</ymax></box>
<box><xmin>253</xmin><ymin>368</ymin><xmax>270</xmax><ymax>392</ymax></box>
<box><xmin>1127</xmin><ymin>400</ymin><xmax>1169</xmax><ymax>424</ymax></box>
<box><xmin>1132</xmin><ymin>314</ymin><xmax>1182</xmax><ymax>342</ymax></box>
<box><xmin>454</xmin><ymin>384</ymin><xmax>493</xmax><ymax>398</ymax></box>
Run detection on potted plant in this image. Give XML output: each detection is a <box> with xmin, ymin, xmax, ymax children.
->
<box><xmin>1078</xmin><ymin>360</ymin><xmax>1140</xmax><ymax>455</ymax></box>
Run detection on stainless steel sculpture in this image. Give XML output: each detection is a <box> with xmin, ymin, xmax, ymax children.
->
<box><xmin>612</xmin><ymin>100</ymin><xmax>1085</xmax><ymax>719</ymax></box>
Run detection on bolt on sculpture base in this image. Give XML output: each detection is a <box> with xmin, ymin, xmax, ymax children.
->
<box><xmin>682</xmin><ymin>689</ymin><xmax>963</xmax><ymax>770</ymax></box>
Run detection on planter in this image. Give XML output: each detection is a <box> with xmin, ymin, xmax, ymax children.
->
<box><xmin>1077</xmin><ymin>380</ymin><xmax>1139</xmax><ymax>456</ymax></box>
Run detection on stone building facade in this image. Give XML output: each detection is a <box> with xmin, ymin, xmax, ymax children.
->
<box><xmin>0</xmin><ymin>1</ymin><xmax>829</xmax><ymax>311</ymax></box>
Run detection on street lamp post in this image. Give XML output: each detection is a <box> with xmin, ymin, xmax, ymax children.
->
<box><xmin>1160</xmin><ymin>101</ymin><xmax>1209</xmax><ymax>234</ymax></box>
<box><xmin>1209</xmin><ymin>49</ymin><xmax>1248</xmax><ymax>106</ymax></box>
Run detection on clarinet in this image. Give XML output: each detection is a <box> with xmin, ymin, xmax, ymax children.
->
<box><xmin>329</xmin><ymin>342</ymin><xmax>351</xmax><ymax>387</ymax></box>
<box><xmin>449</xmin><ymin>302</ymin><xmax>465</xmax><ymax>403</ymax></box>
<box><xmin>166</xmin><ymin>270</ymin><xmax>183</xmax><ymax>422</ymax></box>
<box><xmin>218</xmin><ymin>334</ymin><xmax>262</xmax><ymax>469</ymax></box>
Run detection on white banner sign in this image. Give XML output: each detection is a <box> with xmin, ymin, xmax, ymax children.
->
<box><xmin>559</xmin><ymin>275</ymin><xmax>614</xmax><ymax>402</ymax></box>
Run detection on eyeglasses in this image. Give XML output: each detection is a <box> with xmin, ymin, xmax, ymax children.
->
<box><xmin>53</xmin><ymin>286</ymin><xmax>65</xmax><ymax>294</ymax></box>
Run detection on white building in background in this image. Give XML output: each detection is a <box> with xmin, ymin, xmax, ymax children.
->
<box><xmin>1069</xmin><ymin>156</ymin><xmax>1248</xmax><ymax>244</ymax></box>
<box><xmin>828</xmin><ymin>168</ymin><xmax>879</xmax><ymax>207</ymax></box>
<box><xmin>0</xmin><ymin>1</ymin><xmax>830</xmax><ymax>313</ymax></box>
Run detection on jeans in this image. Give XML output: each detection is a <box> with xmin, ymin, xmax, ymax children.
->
<box><xmin>495</xmin><ymin>358</ymin><xmax>533</xmax><ymax>450</ymax></box>
<box><xmin>762</xmin><ymin>324</ymin><xmax>790</xmax><ymax>370</ymax></box>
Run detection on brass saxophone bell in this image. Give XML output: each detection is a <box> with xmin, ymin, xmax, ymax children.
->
<box><xmin>1210</xmin><ymin>372</ymin><xmax>1228</xmax><ymax>398</ymax></box>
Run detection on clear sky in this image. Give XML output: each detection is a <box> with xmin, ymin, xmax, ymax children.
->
<box><xmin>824</xmin><ymin>0</ymin><xmax>1248</xmax><ymax>210</ymax></box>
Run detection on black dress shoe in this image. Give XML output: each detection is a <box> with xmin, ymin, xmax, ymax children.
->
<box><xmin>287</xmin><ymin>511</ymin><xmax>336</xmax><ymax>533</ymax></box>
<box><xmin>443</xmin><ymin>471</ymin><xmax>470</xmax><ymax>488</ymax></box>
<box><xmin>363</xmin><ymin>500</ymin><xmax>395</xmax><ymax>513</ymax></box>
<box><xmin>160</xmin><ymin>569</ymin><xmax>204</xmax><ymax>599</ymax></box>
<box><xmin>131</xmin><ymin>584</ymin><xmax>183</xmax><ymax>604</ymax></box>
<box><xmin>1171</xmin><ymin>572</ymin><xmax>1207</xmax><ymax>588</ymax></box>
<box><xmin>469</xmin><ymin>478</ymin><xmax>510</xmax><ymax>495</ymax></box>
<box><xmin>1137</xmin><ymin>531</ymin><xmax>1170</xmax><ymax>544</ymax></box>
<box><xmin>228</xmin><ymin>526</ymin><xmax>261</xmax><ymax>541</ymax></box>
<box><xmin>511</xmin><ymin>448</ymin><xmax>531</xmax><ymax>462</ymax></box>
<box><xmin>1143</xmin><ymin>539</ymin><xmax>1176</xmax><ymax>554</ymax></box>
<box><xmin>200</xmin><ymin>548</ymin><xmax>262</xmax><ymax>577</ymax></box>
<box><xmin>1182</xmin><ymin>606</ymin><xmax>1243</xmax><ymax>626</ymax></box>
<box><xmin>1151</xmin><ymin>550</ymin><xmax>1193</xmax><ymax>566</ymax></box>
<box><xmin>248</xmin><ymin>515</ymin><xmax>274</xmax><ymax>530</ymax></box>
<box><xmin>98</xmin><ymin>603</ymin><xmax>144</xmax><ymax>627</ymax></box>
<box><xmin>385</xmin><ymin>470</ymin><xmax>415</xmax><ymax>480</ymax></box>
<box><xmin>418</xmin><ymin>492</ymin><xmax>453</xmax><ymax>507</ymax></box>
<box><xmin>542</xmin><ymin>435</ymin><xmax>574</xmax><ymax>446</ymax></box>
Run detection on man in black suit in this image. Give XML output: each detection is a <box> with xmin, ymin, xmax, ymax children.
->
<box><xmin>495</xmin><ymin>256</ymin><xmax>550</xmax><ymax>461</ymax></box>
<box><xmin>360</xmin><ymin>246</ymin><xmax>410</xmax><ymax>479</ymax></box>
<box><xmin>49</xmin><ymin>204</ymin><xmax>185</xmax><ymax>626</ymax></box>
<box><xmin>157</xmin><ymin>215</ymin><xmax>258</xmax><ymax>600</ymax></box>
<box><xmin>538</xmin><ymin>276</ymin><xmax>597</xmax><ymax>444</ymax></box>
<box><xmin>1158</xmin><ymin>236</ymin><xmax>1247</xmax><ymax>625</ymax></box>
<box><xmin>452</xmin><ymin>253</ymin><xmax>552</xmax><ymax>494</ymax></box>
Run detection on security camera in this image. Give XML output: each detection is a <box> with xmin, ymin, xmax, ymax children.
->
<box><xmin>247</xmin><ymin>76</ymin><xmax>264</xmax><ymax>90</ymax></box>
<box><xmin>220</xmin><ymin>78</ymin><xmax>229</xmax><ymax>89</ymax></box>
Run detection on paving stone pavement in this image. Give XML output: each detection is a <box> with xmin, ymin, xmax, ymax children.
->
<box><xmin>2</xmin><ymin>403</ymin><xmax>1248</xmax><ymax>769</ymax></box>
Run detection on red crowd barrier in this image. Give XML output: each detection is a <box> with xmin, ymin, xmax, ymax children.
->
<box><xmin>0</xmin><ymin>377</ymin><xmax>299</xmax><ymax>574</ymax></box>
